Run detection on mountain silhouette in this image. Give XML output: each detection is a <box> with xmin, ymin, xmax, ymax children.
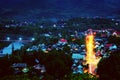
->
<box><xmin>0</xmin><ymin>0</ymin><xmax>120</xmax><ymax>21</ymax></box>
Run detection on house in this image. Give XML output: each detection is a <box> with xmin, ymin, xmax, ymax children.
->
<box><xmin>0</xmin><ymin>42</ymin><xmax>24</xmax><ymax>54</ymax></box>
<box><xmin>33</xmin><ymin>64</ymin><xmax>46</xmax><ymax>73</ymax></box>
<box><xmin>109</xmin><ymin>44</ymin><xmax>117</xmax><ymax>50</ymax></box>
<box><xmin>105</xmin><ymin>44</ymin><xmax>112</xmax><ymax>49</ymax></box>
<box><xmin>101</xmin><ymin>34</ymin><xmax>107</xmax><ymax>37</ymax></box>
<box><xmin>27</xmin><ymin>45</ymin><xmax>38</xmax><ymax>51</ymax></box>
<box><xmin>112</xmin><ymin>31</ymin><xmax>120</xmax><ymax>36</ymax></box>
<box><xmin>72</xmin><ymin>53</ymin><xmax>85</xmax><ymax>60</ymax></box>
<box><xmin>12</xmin><ymin>63</ymin><xmax>27</xmax><ymax>74</ymax></box>
<box><xmin>58</xmin><ymin>38</ymin><xmax>67</xmax><ymax>45</ymax></box>
<box><xmin>12</xmin><ymin>63</ymin><xmax>27</xmax><ymax>68</ymax></box>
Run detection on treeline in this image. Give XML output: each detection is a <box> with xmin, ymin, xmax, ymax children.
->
<box><xmin>0</xmin><ymin>48</ymin><xmax>73</xmax><ymax>80</ymax></box>
<box><xmin>67</xmin><ymin>17</ymin><xmax>120</xmax><ymax>31</ymax></box>
<box><xmin>0</xmin><ymin>45</ymin><xmax>98</xmax><ymax>80</ymax></box>
<box><xmin>0</xmin><ymin>17</ymin><xmax>120</xmax><ymax>37</ymax></box>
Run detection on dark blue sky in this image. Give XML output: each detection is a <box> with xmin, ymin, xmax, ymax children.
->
<box><xmin>0</xmin><ymin>0</ymin><xmax>120</xmax><ymax>20</ymax></box>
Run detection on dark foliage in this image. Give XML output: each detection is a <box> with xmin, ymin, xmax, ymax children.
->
<box><xmin>97</xmin><ymin>50</ymin><xmax>120</xmax><ymax>80</ymax></box>
<box><xmin>108</xmin><ymin>35</ymin><xmax>120</xmax><ymax>46</ymax></box>
<box><xmin>43</xmin><ymin>50</ymin><xmax>73</xmax><ymax>79</ymax></box>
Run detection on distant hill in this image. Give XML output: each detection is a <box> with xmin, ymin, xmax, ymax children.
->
<box><xmin>0</xmin><ymin>0</ymin><xmax>120</xmax><ymax>21</ymax></box>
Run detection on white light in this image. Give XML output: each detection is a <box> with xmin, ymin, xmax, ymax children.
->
<box><xmin>31</xmin><ymin>38</ymin><xmax>35</xmax><ymax>41</ymax></box>
<box><xmin>115</xmin><ymin>23</ymin><xmax>119</xmax><ymax>26</ymax></box>
<box><xmin>6</xmin><ymin>37</ymin><xmax>10</xmax><ymax>41</ymax></box>
<box><xmin>53</xmin><ymin>24</ymin><xmax>56</xmax><ymax>27</ymax></box>
<box><xmin>19</xmin><ymin>37</ymin><xmax>22</xmax><ymax>41</ymax></box>
<box><xmin>112</xmin><ymin>19</ymin><xmax>114</xmax><ymax>21</ymax></box>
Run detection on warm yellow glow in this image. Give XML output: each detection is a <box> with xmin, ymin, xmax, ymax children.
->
<box><xmin>74</xmin><ymin>48</ymin><xmax>78</xmax><ymax>50</ymax></box>
<box><xmin>85</xmin><ymin>34</ymin><xmax>101</xmax><ymax>74</ymax></box>
<box><xmin>44</xmin><ymin>50</ymin><xmax>49</xmax><ymax>53</ymax></box>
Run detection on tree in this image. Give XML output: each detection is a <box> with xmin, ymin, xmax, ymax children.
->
<box><xmin>0</xmin><ymin>55</ymin><xmax>14</xmax><ymax>77</ymax></box>
<box><xmin>63</xmin><ymin>44</ymin><xmax>71</xmax><ymax>54</ymax></box>
<box><xmin>43</xmin><ymin>50</ymin><xmax>73</xmax><ymax>80</ymax></box>
<box><xmin>22</xmin><ymin>53</ymin><xmax>36</xmax><ymax>66</ymax></box>
<box><xmin>97</xmin><ymin>50</ymin><xmax>120</xmax><ymax>80</ymax></box>
<box><xmin>63</xmin><ymin>73</ymin><xmax>98</xmax><ymax>80</ymax></box>
<box><xmin>49</xmin><ymin>37</ymin><xmax>58</xmax><ymax>45</ymax></box>
<box><xmin>73</xmin><ymin>38</ymin><xmax>85</xmax><ymax>45</ymax></box>
<box><xmin>108</xmin><ymin>35</ymin><xmax>120</xmax><ymax>46</ymax></box>
<box><xmin>0</xmin><ymin>41</ymin><xmax>10</xmax><ymax>50</ymax></box>
<box><xmin>33</xmin><ymin>50</ymin><xmax>47</xmax><ymax>64</ymax></box>
<box><xmin>0</xmin><ymin>74</ymin><xmax>42</xmax><ymax>80</ymax></box>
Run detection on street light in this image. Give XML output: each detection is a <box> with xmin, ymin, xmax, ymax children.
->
<box><xmin>6</xmin><ymin>37</ymin><xmax>10</xmax><ymax>41</ymax></box>
<box><xmin>31</xmin><ymin>37</ymin><xmax>35</xmax><ymax>41</ymax></box>
<box><xmin>19</xmin><ymin>37</ymin><xmax>22</xmax><ymax>41</ymax></box>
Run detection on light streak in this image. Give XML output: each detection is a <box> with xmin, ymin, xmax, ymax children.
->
<box><xmin>0</xmin><ymin>40</ymin><xmax>33</xmax><ymax>42</ymax></box>
<box><xmin>85</xmin><ymin>34</ymin><xmax>101</xmax><ymax>74</ymax></box>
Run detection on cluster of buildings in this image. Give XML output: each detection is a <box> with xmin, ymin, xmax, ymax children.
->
<box><xmin>0</xmin><ymin>28</ymin><xmax>120</xmax><ymax>75</ymax></box>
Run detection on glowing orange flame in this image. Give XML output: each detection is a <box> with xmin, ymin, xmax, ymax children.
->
<box><xmin>85</xmin><ymin>34</ymin><xmax>101</xmax><ymax>74</ymax></box>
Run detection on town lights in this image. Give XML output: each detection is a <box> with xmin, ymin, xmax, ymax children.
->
<box><xmin>19</xmin><ymin>37</ymin><xmax>22</xmax><ymax>41</ymax></box>
<box><xmin>31</xmin><ymin>38</ymin><xmax>35</xmax><ymax>41</ymax></box>
<box><xmin>6</xmin><ymin>37</ymin><xmax>10</xmax><ymax>41</ymax></box>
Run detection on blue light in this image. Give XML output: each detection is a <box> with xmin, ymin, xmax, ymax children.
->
<box><xmin>31</xmin><ymin>38</ymin><xmax>35</xmax><ymax>41</ymax></box>
<box><xmin>19</xmin><ymin>37</ymin><xmax>22</xmax><ymax>41</ymax></box>
<box><xmin>6</xmin><ymin>37</ymin><xmax>10</xmax><ymax>41</ymax></box>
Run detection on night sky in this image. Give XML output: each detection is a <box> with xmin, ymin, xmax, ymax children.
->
<box><xmin>0</xmin><ymin>0</ymin><xmax>120</xmax><ymax>20</ymax></box>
